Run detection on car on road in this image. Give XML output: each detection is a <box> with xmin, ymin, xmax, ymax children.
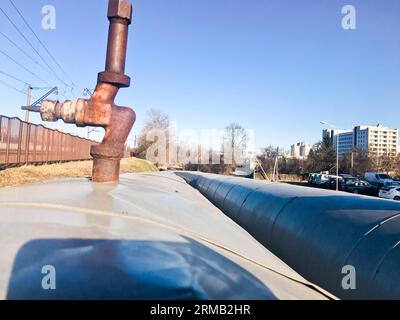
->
<box><xmin>364</xmin><ymin>172</ymin><xmax>393</xmax><ymax>188</ymax></box>
<box><xmin>379</xmin><ymin>182</ymin><xmax>400</xmax><ymax>201</ymax></box>
<box><xmin>340</xmin><ymin>178</ymin><xmax>379</xmax><ymax>196</ymax></box>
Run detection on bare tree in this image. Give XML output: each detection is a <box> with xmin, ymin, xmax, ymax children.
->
<box><xmin>135</xmin><ymin>109</ymin><xmax>170</xmax><ymax>162</ymax></box>
<box><xmin>223</xmin><ymin>123</ymin><xmax>248</xmax><ymax>167</ymax></box>
<box><xmin>145</xmin><ymin>109</ymin><xmax>169</xmax><ymax>130</ymax></box>
<box><xmin>393</xmin><ymin>154</ymin><xmax>400</xmax><ymax>177</ymax></box>
<box><xmin>258</xmin><ymin>146</ymin><xmax>279</xmax><ymax>173</ymax></box>
<box><xmin>258</xmin><ymin>146</ymin><xmax>303</xmax><ymax>177</ymax></box>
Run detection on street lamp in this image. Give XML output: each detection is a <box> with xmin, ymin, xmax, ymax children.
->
<box><xmin>320</xmin><ymin>121</ymin><xmax>340</xmax><ymax>191</ymax></box>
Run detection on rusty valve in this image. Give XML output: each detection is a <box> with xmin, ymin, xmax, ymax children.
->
<box><xmin>22</xmin><ymin>0</ymin><xmax>136</xmax><ymax>183</ymax></box>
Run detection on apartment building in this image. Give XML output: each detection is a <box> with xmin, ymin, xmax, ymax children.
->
<box><xmin>323</xmin><ymin>125</ymin><xmax>398</xmax><ymax>157</ymax></box>
<box><xmin>355</xmin><ymin>125</ymin><xmax>398</xmax><ymax>156</ymax></box>
<box><xmin>291</xmin><ymin>142</ymin><xmax>311</xmax><ymax>159</ymax></box>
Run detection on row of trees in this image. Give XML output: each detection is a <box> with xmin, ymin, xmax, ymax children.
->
<box><xmin>134</xmin><ymin>109</ymin><xmax>400</xmax><ymax>177</ymax></box>
<box><xmin>134</xmin><ymin>109</ymin><xmax>249</xmax><ymax>173</ymax></box>
<box><xmin>258</xmin><ymin>138</ymin><xmax>400</xmax><ymax>177</ymax></box>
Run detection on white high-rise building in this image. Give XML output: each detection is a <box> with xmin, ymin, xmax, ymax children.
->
<box><xmin>291</xmin><ymin>142</ymin><xmax>311</xmax><ymax>159</ymax></box>
<box><xmin>322</xmin><ymin>125</ymin><xmax>398</xmax><ymax>157</ymax></box>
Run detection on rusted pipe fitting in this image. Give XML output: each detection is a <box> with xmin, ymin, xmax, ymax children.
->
<box><xmin>23</xmin><ymin>0</ymin><xmax>136</xmax><ymax>183</ymax></box>
<box><xmin>89</xmin><ymin>83</ymin><xmax>136</xmax><ymax>183</ymax></box>
<box><xmin>36</xmin><ymin>84</ymin><xmax>135</xmax><ymax>183</ymax></box>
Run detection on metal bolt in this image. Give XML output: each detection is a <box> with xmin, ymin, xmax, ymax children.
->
<box><xmin>108</xmin><ymin>0</ymin><xmax>133</xmax><ymax>23</ymax></box>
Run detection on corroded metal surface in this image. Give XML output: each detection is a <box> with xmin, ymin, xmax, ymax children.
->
<box><xmin>21</xmin><ymin>0</ymin><xmax>135</xmax><ymax>183</ymax></box>
<box><xmin>176</xmin><ymin>171</ymin><xmax>400</xmax><ymax>300</ymax></box>
<box><xmin>0</xmin><ymin>172</ymin><xmax>331</xmax><ymax>300</ymax></box>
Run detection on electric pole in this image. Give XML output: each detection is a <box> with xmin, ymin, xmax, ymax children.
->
<box><xmin>351</xmin><ymin>151</ymin><xmax>354</xmax><ymax>175</ymax></box>
<box><xmin>87</xmin><ymin>127</ymin><xmax>99</xmax><ymax>139</ymax></box>
<box><xmin>25</xmin><ymin>86</ymin><xmax>32</xmax><ymax>122</ymax></box>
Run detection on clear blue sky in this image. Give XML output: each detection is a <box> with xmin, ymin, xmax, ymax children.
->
<box><xmin>0</xmin><ymin>0</ymin><xmax>400</xmax><ymax>151</ymax></box>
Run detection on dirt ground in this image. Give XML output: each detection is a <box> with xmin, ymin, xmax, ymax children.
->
<box><xmin>0</xmin><ymin>157</ymin><xmax>158</xmax><ymax>188</ymax></box>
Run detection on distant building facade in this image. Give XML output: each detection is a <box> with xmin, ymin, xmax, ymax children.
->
<box><xmin>323</xmin><ymin>124</ymin><xmax>398</xmax><ymax>157</ymax></box>
<box><xmin>291</xmin><ymin>142</ymin><xmax>311</xmax><ymax>159</ymax></box>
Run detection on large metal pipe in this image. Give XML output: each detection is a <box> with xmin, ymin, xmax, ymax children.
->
<box><xmin>0</xmin><ymin>172</ymin><xmax>333</xmax><ymax>300</ymax></box>
<box><xmin>176</xmin><ymin>172</ymin><xmax>400</xmax><ymax>299</ymax></box>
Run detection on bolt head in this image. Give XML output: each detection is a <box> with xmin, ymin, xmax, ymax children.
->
<box><xmin>108</xmin><ymin>0</ymin><xmax>133</xmax><ymax>23</ymax></box>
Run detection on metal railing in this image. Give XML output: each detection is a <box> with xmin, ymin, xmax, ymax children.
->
<box><xmin>0</xmin><ymin>115</ymin><xmax>98</xmax><ymax>167</ymax></box>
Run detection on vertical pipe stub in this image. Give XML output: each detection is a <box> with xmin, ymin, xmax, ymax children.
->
<box><xmin>91</xmin><ymin>0</ymin><xmax>136</xmax><ymax>183</ymax></box>
<box><xmin>97</xmin><ymin>0</ymin><xmax>132</xmax><ymax>88</ymax></box>
<box><xmin>92</xmin><ymin>158</ymin><xmax>121</xmax><ymax>183</ymax></box>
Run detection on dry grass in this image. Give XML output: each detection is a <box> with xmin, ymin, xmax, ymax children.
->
<box><xmin>0</xmin><ymin>157</ymin><xmax>158</xmax><ymax>188</ymax></box>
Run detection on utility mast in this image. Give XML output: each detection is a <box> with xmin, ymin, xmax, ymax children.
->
<box><xmin>25</xmin><ymin>86</ymin><xmax>32</xmax><ymax>122</ymax></box>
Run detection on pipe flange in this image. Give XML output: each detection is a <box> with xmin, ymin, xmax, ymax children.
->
<box><xmin>91</xmin><ymin>143</ymin><xmax>125</xmax><ymax>159</ymax></box>
<box><xmin>98</xmin><ymin>71</ymin><xmax>131</xmax><ymax>88</ymax></box>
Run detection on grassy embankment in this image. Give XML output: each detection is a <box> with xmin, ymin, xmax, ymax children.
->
<box><xmin>0</xmin><ymin>157</ymin><xmax>158</xmax><ymax>188</ymax></box>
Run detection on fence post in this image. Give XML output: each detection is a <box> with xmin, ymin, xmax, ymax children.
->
<box><xmin>46</xmin><ymin>130</ymin><xmax>51</xmax><ymax>163</ymax></box>
<box><xmin>33</xmin><ymin>125</ymin><xmax>38</xmax><ymax>163</ymax></box>
<box><xmin>5</xmin><ymin>118</ymin><xmax>11</xmax><ymax>165</ymax></box>
<box><xmin>16</xmin><ymin>121</ymin><xmax>23</xmax><ymax>163</ymax></box>
<box><xmin>25</xmin><ymin>124</ymin><xmax>31</xmax><ymax>165</ymax></box>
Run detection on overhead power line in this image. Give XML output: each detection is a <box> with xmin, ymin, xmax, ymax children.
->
<box><xmin>0</xmin><ymin>78</ymin><xmax>28</xmax><ymax>95</ymax></box>
<box><xmin>0</xmin><ymin>70</ymin><xmax>31</xmax><ymax>87</ymax></box>
<box><xmin>0</xmin><ymin>5</ymin><xmax>69</xmax><ymax>88</ymax></box>
<box><xmin>8</xmin><ymin>0</ymin><xmax>76</xmax><ymax>87</ymax></box>
<box><xmin>0</xmin><ymin>30</ymin><xmax>60</xmax><ymax>81</ymax></box>
<box><xmin>0</xmin><ymin>70</ymin><xmax>53</xmax><ymax>91</ymax></box>
<box><xmin>0</xmin><ymin>30</ymin><xmax>42</xmax><ymax>67</ymax></box>
<box><xmin>0</xmin><ymin>48</ymin><xmax>50</xmax><ymax>86</ymax></box>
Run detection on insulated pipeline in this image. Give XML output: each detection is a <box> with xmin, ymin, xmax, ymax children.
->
<box><xmin>176</xmin><ymin>172</ymin><xmax>400</xmax><ymax>299</ymax></box>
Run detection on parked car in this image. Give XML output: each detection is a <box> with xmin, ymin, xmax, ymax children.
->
<box><xmin>339</xmin><ymin>174</ymin><xmax>354</xmax><ymax>179</ymax></box>
<box><xmin>364</xmin><ymin>172</ymin><xmax>393</xmax><ymax>188</ymax></box>
<box><xmin>324</xmin><ymin>176</ymin><xmax>344</xmax><ymax>189</ymax></box>
<box><xmin>340</xmin><ymin>178</ymin><xmax>379</xmax><ymax>196</ymax></box>
<box><xmin>308</xmin><ymin>173</ymin><xmax>318</xmax><ymax>185</ymax></box>
<box><xmin>324</xmin><ymin>174</ymin><xmax>355</xmax><ymax>191</ymax></box>
<box><xmin>378</xmin><ymin>182</ymin><xmax>400</xmax><ymax>201</ymax></box>
<box><xmin>310</xmin><ymin>173</ymin><xmax>322</xmax><ymax>184</ymax></box>
<box><xmin>315</xmin><ymin>174</ymin><xmax>332</xmax><ymax>187</ymax></box>
<box><xmin>308</xmin><ymin>173</ymin><xmax>323</xmax><ymax>185</ymax></box>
